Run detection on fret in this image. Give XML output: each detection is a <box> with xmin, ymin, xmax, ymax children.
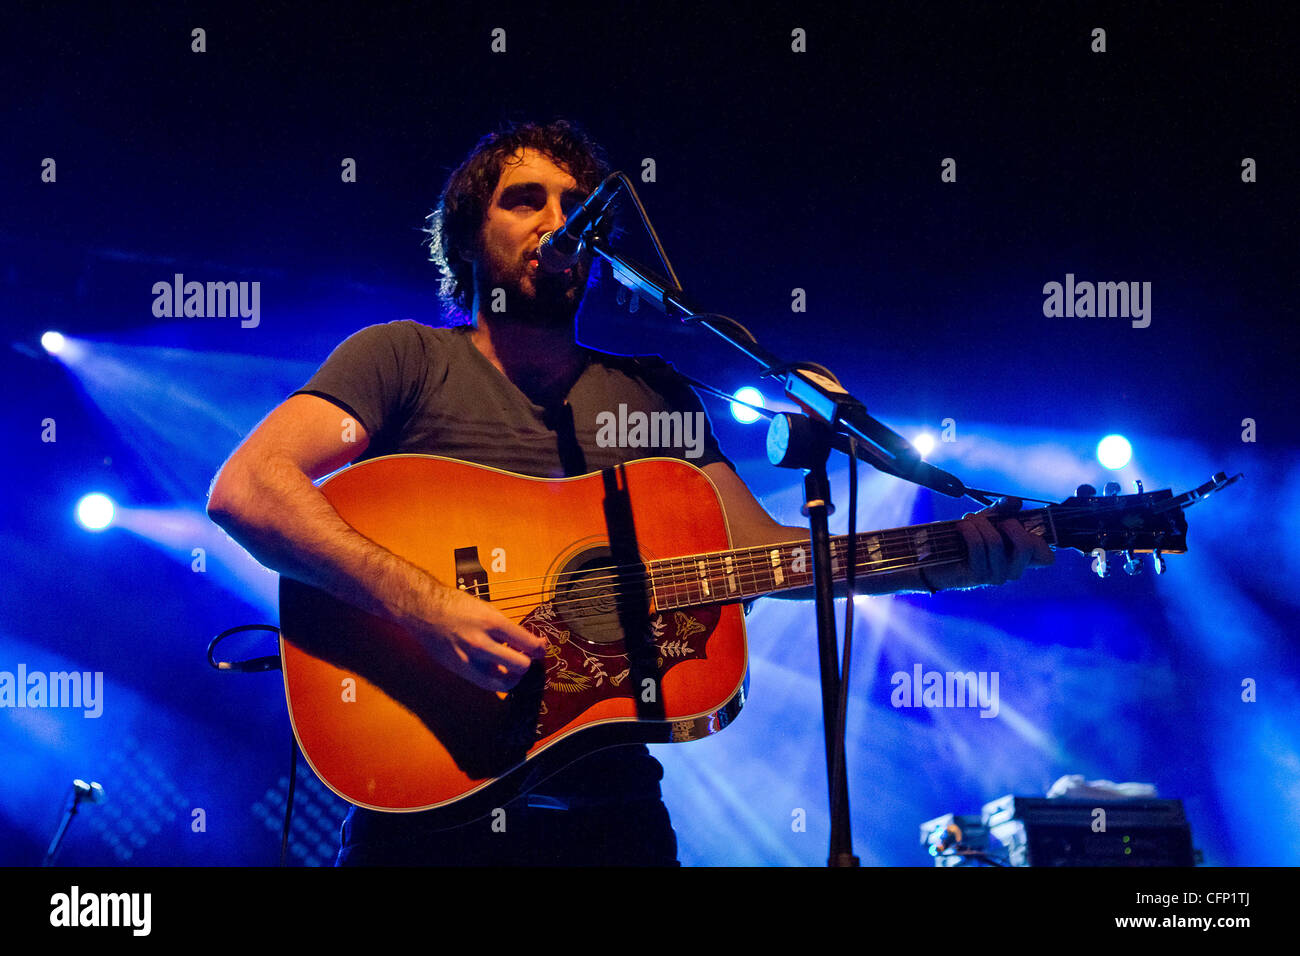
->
<box><xmin>723</xmin><ymin>554</ymin><xmax>738</xmax><ymax>594</ymax></box>
<box><xmin>741</xmin><ymin>547</ymin><xmax>768</xmax><ymax>598</ymax></box>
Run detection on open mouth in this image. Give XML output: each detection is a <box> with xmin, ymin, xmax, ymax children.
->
<box><xmin>526</xmin><ymin>251</ymin><xmax>573</xmax><ymax>276</ymax></box>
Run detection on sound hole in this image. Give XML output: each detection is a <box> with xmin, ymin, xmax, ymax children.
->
<box><xmin>552</xmin><ymin>546</ymin><xmax>643</xmax><ymax>647</ymax></box>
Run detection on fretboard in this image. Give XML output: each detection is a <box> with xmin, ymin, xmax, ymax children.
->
<box><xmin>649</xmin><ymin>509</ymin><xmax>1054</xmax><ymax>610</ymax></box>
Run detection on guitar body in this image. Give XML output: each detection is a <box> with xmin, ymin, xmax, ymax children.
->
<box><xmin>279</xmin><ymin>455</ymin><xmax>747</xmax><ymax>824</ymax></box>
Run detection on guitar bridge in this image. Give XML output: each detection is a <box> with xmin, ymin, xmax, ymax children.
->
<box><xmin>454</xmin><ymin>547</ymin><xmax>490</xmax><ymax>599</ymax></box>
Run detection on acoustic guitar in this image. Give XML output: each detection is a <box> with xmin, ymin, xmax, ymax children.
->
<box><xmin>278</xmin><ymin>454</ymin><xmax>1238</xmax><ymax>826</ymax></box>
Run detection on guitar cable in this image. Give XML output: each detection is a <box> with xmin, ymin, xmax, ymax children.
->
<box><xmin>206</xmin><ymin>624</ymin><xmax>298</xmax><ymax>867</ymax></box>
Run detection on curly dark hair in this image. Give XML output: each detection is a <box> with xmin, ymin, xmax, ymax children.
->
<box><xmin>425</xmin><ymin>119</ymin><xmax>611</xmax><ymax>318</ymax></box>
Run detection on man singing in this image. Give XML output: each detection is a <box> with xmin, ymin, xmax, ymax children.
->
<box><xmin>206</xmin><ymin>119</ymin><xmax>1052</xmax><ymax>865</ymax></box>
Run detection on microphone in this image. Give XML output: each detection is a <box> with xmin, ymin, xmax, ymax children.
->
<box><xmin>73</xmin><ymin>779</ymin><xmax>106</xmax><ymax>804</ymax></box>
<box><xmin>537</xmin><ymin>171</ymin><xmax>622</xmax><ymax>273</ymax></box>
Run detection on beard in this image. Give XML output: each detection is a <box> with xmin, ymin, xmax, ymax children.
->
<box><xmin>473</xmin><ymin>242</ymin><xmax>592</xmax><ymax>329</ymax></box>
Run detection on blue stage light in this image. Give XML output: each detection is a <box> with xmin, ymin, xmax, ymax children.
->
<box><xmin>41</xmin><ymin>331</ymin><xmax>66</xmax><ymax>354</ymax></box>
<box><xmin>912</xmin><ymin>432</ymin><xmax>936</xmax><ymax>459</ymax></box>
<box><xmin>75</xmin><ymin>493</ymin><xmax>116</xmax><ymax>531</ymax></box>
<box><xmin>731</xmin><ymin>386</ymin><xmax>764</xmax><ymax>424</ymax></box>
<box><xmin>1096</xmin><ymin>434</ymin><xmax>1132</xmax><ymax>470</ymax></box>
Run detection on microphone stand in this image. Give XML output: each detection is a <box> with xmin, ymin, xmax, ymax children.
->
<box><xmin>42</xmin><ymin>779</ymin><xmax>103</xmax><ymax>866</ymax></box>
<box><xmin>585</xmin><ymin>227</ymin><xmax>986</xmax><ymax>867</ymax></box>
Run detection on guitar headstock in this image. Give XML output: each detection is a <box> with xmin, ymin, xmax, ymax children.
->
<box><xmin>1044</xmin><ymin>471</ymin><xmax>1241</xmax><ymax>577</ymax></box>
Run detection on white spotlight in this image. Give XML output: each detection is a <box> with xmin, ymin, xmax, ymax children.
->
<box><xmin>731</xmin><ymin>387</ymin><xmax>764</xmax><ymax>424</ymax></box>
<box><xmin>75</xmin><ymin>493</ymin><xmax>116</xmax><ymax>531</ymax></box>
<box><xmin>1096</xmin><ymin>434</ymin><xmax>1133</xmax><ymax>470</ymax></box>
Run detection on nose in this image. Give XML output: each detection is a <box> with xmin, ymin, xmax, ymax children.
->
<box><xmin>540</xmin><ymin>195</ymin><xmax>567</xmax><ymax>236</ymax></box>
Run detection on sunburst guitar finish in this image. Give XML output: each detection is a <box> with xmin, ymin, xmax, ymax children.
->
<box><xmin>278</xmin><ymin>455</ymin><xmax>747</xmax><ymax>826</ymax></box>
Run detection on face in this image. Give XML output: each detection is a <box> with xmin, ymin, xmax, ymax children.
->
<box><xmin>472</xmin><ymin>147</ymin><xmax>593</xmax><ymax>324</ymax></box>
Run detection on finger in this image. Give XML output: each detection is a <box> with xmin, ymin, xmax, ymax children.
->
<box><xmin>470</xmin><ymin>660</ymin><xmax>523</xmax><ymax>693</ymax></box>
<box><xmin>437</xmin><ymin>641</ymin><xmax>518</xmax><ymax>693</ymax></box>
<box><xmin>969</xmin><ymin>516</ymin><xmax>1008</xmax><ymax>584</ymax></box>
<box><xmin>495</xmin><ymin>619</ymin><xmax>548</xmax><ymax>658</ymax></box>
<box><xmin>1030</xmin><ymin>527</ymin><xmax>1055</xmax><ymax>565</ymax></box>
<box><xmin>997</xmin><ymin>519</ymin><xmax>1035</xmax><ymax>580</ymax></box>
<box><xmin>993</xmin><ymin>498</ymin><xmax>1054</xmax><ymax>566</ymax></box>
<box><xmin>467</xmin><ymin>634</ymin><xmax>534</xmax><ymax>677</ymax></box>
<box><xmin>956</xmin><ymin>517</ymin><xmax>991</xmax><ymax>583</ymax></box>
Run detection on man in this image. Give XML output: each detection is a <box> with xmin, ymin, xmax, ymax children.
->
<box><xmin>206</xmin><ymin>119</ymin><xmax>1053</xmax><ymax>865</ymax></box>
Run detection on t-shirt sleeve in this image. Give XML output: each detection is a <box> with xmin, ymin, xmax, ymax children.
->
<box><xmin>639</xmin><ymin>361</ymin><xmax>736</xmax><ymax>472</ymax></box>
<box><xmin>290</xmin><ymin>321</ymin><xmax>425</xmax><ymax>455</ymax></box>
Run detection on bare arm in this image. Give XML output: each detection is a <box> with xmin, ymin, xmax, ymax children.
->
<box><xmin>206</xmin><ymin>394</ymin><xmax>545</xmax><ymax>690</ymax></box>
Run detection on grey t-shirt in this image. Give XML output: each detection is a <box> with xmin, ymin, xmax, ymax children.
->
<box><xmin>293</xmin><ymin>320</ymin><xmax>732</xmax><ymax>477</ymax></box>
<box><xmin>290</xmin><ymin>320</ymin><xmax>734</xmax><ymax>831</ymax></box>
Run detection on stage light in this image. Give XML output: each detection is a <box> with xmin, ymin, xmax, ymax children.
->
<box><xmin>912</xmin><ymin>432</ymin><xmax>936</xmax><ymax>459</ymax></box>
<box><xmin>75</xmin><ymin>493</ymin><xmax>116</xmax><ymax>531</ymax></box>
<box><xmin>41</xmin><ymin>331</ymin><xmax>66</xmax><ymax>354</ymax></box>
<box><xmin>1096</xmin><ymin>434</ymin><xmax>1132</xmax><ymax>470</ymax></box>
<box><xmin>731</xmin><ymin>387</ymin><xmax>764</xmax><ymax>424</ymax></box>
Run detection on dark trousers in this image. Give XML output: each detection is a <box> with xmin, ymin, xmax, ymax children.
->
<box><xmin>334</xmin><ymin>797</ymin><xmax>679</xmax><ymax>866</ymax></box>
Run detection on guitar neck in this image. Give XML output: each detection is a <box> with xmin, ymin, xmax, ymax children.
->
<box><xmin>649</xmin><ymin>509</ymin><xmax>1056</xmax><ymax>611</ymax></box>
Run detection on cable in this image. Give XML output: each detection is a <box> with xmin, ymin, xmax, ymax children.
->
<box><xmin>680</xmin><ymin>311</ymin><xmax>760</xmax><ymax>346</ymax></box>
<box><xmin>614</xmin><ymin>172</ymin><xmax>683</xmax><ymax>291</ymax></box>
<box><xmin>207</xmin><ymin>622</ymin><xmax>298</xmax><ymax>866</ymax></box>
<box><xmin>672</xmin><ymin>368</ymin><xmax>776</xmax><ymax>421</ymax></box>
<box><xmin>207</xmin><ymin>623</ymin><xmax>282</xmax><ymax>672</ymax></box>
<box><xmin>281</xmin><ymin>737</ymin><xmax>298</xmax><ymax>867</ymax></box>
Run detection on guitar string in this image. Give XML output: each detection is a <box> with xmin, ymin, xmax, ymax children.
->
<box><xmin>437</xmin><ymin>502</ymin><xmax>1167</xmax><ymax>616</ymax></box>
<box><xmin>475</xmin><ymin>534</ymin><xmax>971</xmax><ymax>606</ymax></box>
<box><xmin>431</xmin><ymin>500</ymin><xmax>1144</xmax><ymax>599</ymax></box>
<box><xmin>484</xmin><ymin>550</ymin><xmax>970</xmax><ymax>618</ymax></box>
<box><xmin>442</xmin><ymin>522</ymin><xmax>985</xmax><ymax>596</ymax></box>
<box><xmin>487</xmin><ymin>555</ymin><xmax>971</xmax><ymax>624</ymax></box>
<box><xmin>459</xmin><ymin>503</ymin><xmax>1069</xmax><ymax>605</ymax></box>
<box><xmin>482</xmin><ymin>509</ymin><xmax>1163</xmax><ymax>615</ymax></box>
<box><xmin>481</xmin><ymin>543</ymin><xmax>970</xmax><ymax>610</ymax></box>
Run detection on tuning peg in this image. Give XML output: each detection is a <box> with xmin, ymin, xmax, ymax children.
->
<box><xmin>1091</xmin><ymin>548</ymin><xmax>1109</xmax><ymax>578</ymax></box>
<box><xmin>1124</xmin><ymin>550</ymin><xmax>1143</xmax><ymax>575</ymax></box>
<box><xmin>1076</xmin><ymin>484</ymin><xmax>1096</xmax><ymax>499</ymax></box>
<box><xmin>628</xmin><ymin>292</ymin><xmax>640</xmax><ymax>313</ymax></box>
<box><xmin>1133</xmin><ymin>480</ymin><xmax>1144</xmax><ymax>494</ymax></box>
<box><xmin>1104</xmin><ymin>481</ymin><xmax>1121</xmax><ymax>497</ymax></box>
<box><xmin>1152</xmin><ymin>550</ymin><xmax>1167</xmax><ymax>574</ymax></box>
<box><xmin>615</xmin><ymin>285</ymin><xmax>628</xmax><ymax>306</ymax></box>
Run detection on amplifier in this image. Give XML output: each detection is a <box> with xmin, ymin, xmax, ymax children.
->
<box><xmin>981</xmin><ymin>795</ymin><xmax>1197</xmax><ymax>867</ymax></box>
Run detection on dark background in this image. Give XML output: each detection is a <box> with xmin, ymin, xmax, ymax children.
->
<box><xmin>2</xmin><ymin>0</ymin><xmax>1296</xmax><ymax>867</ymax></box>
